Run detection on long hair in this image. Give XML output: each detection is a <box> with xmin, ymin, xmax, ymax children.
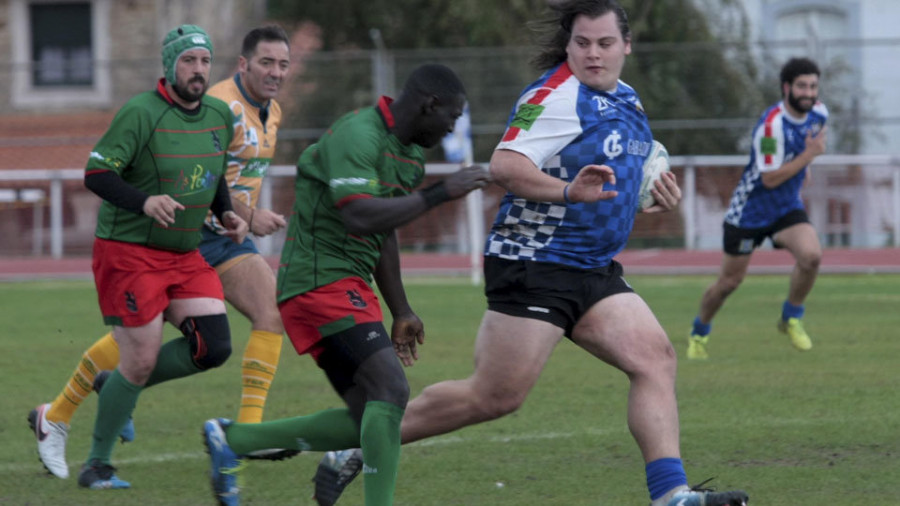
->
<box><xmin>531</xmin><ymin>0</ymin><xmax>631</xmax><ymax>70</ymax></box>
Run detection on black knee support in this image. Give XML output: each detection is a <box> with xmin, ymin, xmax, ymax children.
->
<box><xmin>179</xmin><ymin>314</ymin><xmax>232</xmax><ymax>370</ymax></box>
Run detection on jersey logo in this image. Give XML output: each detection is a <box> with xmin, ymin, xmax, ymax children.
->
<box><xmin>603</xmin><ymin>130</ymin><xmax>624</xmax><ymax>159</ymax></box>
<box><xmin>177</xmin><ymin>164</ymin><xmax>215</xmax><ymax>194</ymax></box>
<box><xmin>510</xmin><ymin>103</ymin><xmax>545</xmax><ymax>131</ymax></box>
<box><xmin>242</xmin><ymin>158</ymin><xmax>270</xmax><ymax>178</ymax></box>
<box><xmin>739</xmin><ymin>238</ymin><xmax>754</xmax><ymax>254</ymax></box>
<box><xmin>760</xmin><ymin>136</ymin><xmax>776</xmax><ymax>155</ymax></box>
<box><xmin>89</xmin><ymin>151</ymin><xmax>123</xmax><ymax>168</ymax></box>
<box><xmin>245</xmin><ymin>127</ymin><xmax>259</xmax><ymax>147</ymax></box>
<box><xmin>592</xmin><ymin>95</ymin><xmax>612</xmax><ymax>112</ymax></box>
<box><xmin>331</xmin><ymin>177</ymin><xmax>375</xmax><ymax>188</ymax></box>
<box><xmin>211</xmin><ymin>130</ymin><xmax>222</xmax><ymax>152</ymax></box>
<box><xmin>125</xmin><ymin>291</ymin><xmax>138</xmax><ymax>313</ymax></box>
<box><xmin>346</xmin><ymin>289</ymin><xmax>367</xmax><ymax>309</ymax></box>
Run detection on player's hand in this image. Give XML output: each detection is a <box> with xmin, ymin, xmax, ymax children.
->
<box><xmin>566</xmin><ymin>164</ymin><xmax>618</xmax><ymax>203</ymax></box>
<box><xmin>805</xmin><ymin>126</ymin><xmax>827</xmax><ymax>159</ymax></box>
<box><xmin>443</xmin><ymin>165</ymin><xmax>492</xmax><ymax>199</ymax></box>
<box><xmin>249</xmin><ymin>208</ymin><xmax>287</xmax><ymax>236</ymax></box>
<box><xmin>390</xmin><ymin>312</ymin><xmax>425</xmax><ymax>367</ymax></box>
<box><xmin>642</xmin><ymin>171</ymin><xmax>682</xmax><ymax>214</ymax></box>
<box><xmin>220</xmin><ymin>210</ymin><xmax>249</xmax><ymax>244</ymax></box>
<box><xmin>143</xmin><ymin>195</ymin><xmax>185</xmax><ymax>227</ymax></box>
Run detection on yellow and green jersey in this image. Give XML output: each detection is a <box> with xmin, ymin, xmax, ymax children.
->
<box><xmin>205</xmin><ymin>73</ymin><xmax>282</xmax><ymax>232</ymax></box>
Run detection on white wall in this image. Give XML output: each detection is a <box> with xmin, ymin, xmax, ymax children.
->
<box><xmin>740</xmin><ymin>0</ymin><xmax>900</xmax><ymax>155</ymax></box>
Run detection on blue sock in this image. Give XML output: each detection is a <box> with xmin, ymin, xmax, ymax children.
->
<box><xmin>691</xmin><ymin>316</ymin><xmax>711</xmax><ymax>337</ymax></box>
<box><xmin>646</xmin><ymin>457</ymin><xmax>688</xmax><ymax>501</ymax></box>
<box><xmin>781</xmin><ymin>301</ymin><xmax>804</xmax><ymax>321</ymax></box>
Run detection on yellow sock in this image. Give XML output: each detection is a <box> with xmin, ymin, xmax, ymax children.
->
<box><xmin>46</xmin><ymin>332</ymin><xmax>119</xmax><ymax>424</ymax></box>
<box><xmin>237</xmin><ymin>330</ymin><xmax>283</xmax><ymax>423</ymax></box>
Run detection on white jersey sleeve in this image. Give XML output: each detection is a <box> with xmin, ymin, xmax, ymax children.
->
<box><xmin>495</xmin><ymin>80</ymin><xmax>583</xmax><ymax>170</ymax></box>
<box><xmin>753</xmin><ymin>107</ymin><xmax>786</xmax><ymax>174</ymax></box>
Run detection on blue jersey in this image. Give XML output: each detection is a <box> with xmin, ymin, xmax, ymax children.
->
<box><xmin>724</xmin><ymin>100</ymin><xmax>828</xmax><ymax>228</ymax></box>
<box><xmin>485</xmin><ymin>62</ymin><xmax>653</xmax><ymax>269</ymax></box>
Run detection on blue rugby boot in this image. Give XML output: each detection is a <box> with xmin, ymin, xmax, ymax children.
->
<box><xmin>203</xmin><ymin>418</ymin><xmax>245</xmax><ymax>506</ymax></box>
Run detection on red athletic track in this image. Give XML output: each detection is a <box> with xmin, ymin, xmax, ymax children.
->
<box><xmin>1</xmin><ymin>248</ymin><xmax>898</xmax><ymax>281</ymax></box>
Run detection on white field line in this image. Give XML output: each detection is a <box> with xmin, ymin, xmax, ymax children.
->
<box><xmin>4</xmin><ymin>416</ymin><xmax>840</xmax><ymax>474</ymax></box>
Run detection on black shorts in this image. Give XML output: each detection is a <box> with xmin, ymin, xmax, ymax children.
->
<box><xmin>316</xmin><ymin>321</ymin><xmax>393</xmax><ymax>396</ymax></box>
<box><xmin>484</xmin><ymin>256</ymin><xmax>634</xmax><ymax>338</ymax></box>
<box><xmin>723</xmin><ymin>209</ymin><xmax>810</xmax><ymax>255</ymax></box>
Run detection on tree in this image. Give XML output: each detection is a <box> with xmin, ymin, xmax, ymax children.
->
<box><xmin>269</xmin><ymin>0</ymin><xmax>769</xmax><ymax>158</ymax></box>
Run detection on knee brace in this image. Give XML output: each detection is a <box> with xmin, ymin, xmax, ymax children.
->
<box><xmin>179</xmin><ymin>314</ymin><xmax>232</xmax><ymax>370</ymax></box>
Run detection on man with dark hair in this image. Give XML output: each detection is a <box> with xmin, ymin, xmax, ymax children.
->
<box><xmin>688</xmin><ymin>57</ymin><xmax>828</xmax><ymax>359</ymax></box>
<box><xmin>311</xmin><ymin>1</ymin><xmax>749</xmax><ymax>505</ymax></box>
<box><xmin>73</xmin><ymin>24</ymin><xmax>248</xmax><ymax>489</ymax></box>
<box><xmin>202</xmin><ymin>63</ymin><xmax>490</xmax><ymax>506</ymax></box>
<box><xmin>28</xmin><ymin>24</ymin><xmax>294</xmax><ymax>480</ymax></box>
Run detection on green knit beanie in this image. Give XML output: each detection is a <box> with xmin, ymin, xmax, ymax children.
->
<box><xmin>161</xmin><ymin>25</ymin><xmax>214</xmax><ymax>83</ymax></box>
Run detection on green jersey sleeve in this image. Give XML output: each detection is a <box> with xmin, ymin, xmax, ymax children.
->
<box><xmin>320</xmin><ymin>118</ymin><xmax>386</xmax><ymax>204</ymax></box>
<box><xmin>86</xmin><ymin>99</ymin><xmax>152</xmax><ymax>175</ymax></box>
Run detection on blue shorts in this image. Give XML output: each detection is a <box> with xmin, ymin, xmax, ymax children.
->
<box><xmin>198</xmin><ymin>226</ymin><xmax>259</xmax><ymax>268</ymax></box>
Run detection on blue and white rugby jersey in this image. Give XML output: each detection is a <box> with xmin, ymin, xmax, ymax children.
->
<box><xmin>484</xmin><ymin>62</ymin><xmax>653</xmax><ymax>269</ymax></box>
<box><xmin>724</xmin><ymin>100</ymin><xmax>828</xmax><ymax>228</ymax></box>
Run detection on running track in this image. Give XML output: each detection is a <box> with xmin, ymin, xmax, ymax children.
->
<box><xmin>1</xmin><ymin>248</ymin><xmax>898</xmax><ymax>281</ymax></box>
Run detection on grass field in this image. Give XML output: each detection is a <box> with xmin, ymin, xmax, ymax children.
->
<box><xmin>1</xmin><ymin>273</ymin><xmax>898</xmax><ymax>505</ymax></box>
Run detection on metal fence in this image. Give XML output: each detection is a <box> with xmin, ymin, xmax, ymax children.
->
<box><xmin>1</xmin><ymin>155</ymin><xmax>897</xmax><ymax>265</ymax></box>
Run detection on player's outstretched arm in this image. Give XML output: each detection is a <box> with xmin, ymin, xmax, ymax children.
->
<box><xmin>340</xmin><ymin>164</ymin><xmax>491</xmax><ymax>235</ymax></box>
<box><xmin>490</xmin><ymin>149</ymin><xmax>617</xmax><ymax>203</ymax></box>
<box><xmin>438</xmin><ymin>164</ymin><xmax>492</xmax><ymax>199</ymax></box>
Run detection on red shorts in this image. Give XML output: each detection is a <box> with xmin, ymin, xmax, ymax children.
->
<box><xmin>278</xmin><ymin>277</ymin><xmax>383</xmax><ymax>361</ymax></box>
<box><xmin>92</xmin><ymin>238</ymin><xmax>223</xmax><ymax>327</ymax></box>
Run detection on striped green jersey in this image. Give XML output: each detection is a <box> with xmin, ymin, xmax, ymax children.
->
<box><xmin>276</xmin><ymin>97</ymin><xmax>425</xmax><ymax>302</ymax></box>
<box><xmin>86</xmin><ymin>81</ymin><xmax>233</xmax><ymax>252</ymax></box>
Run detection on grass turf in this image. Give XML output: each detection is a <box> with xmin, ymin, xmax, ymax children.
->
<box><xmin>1</xmin><ymin>273</ymin><xmax>897</xmax><ymax>504</ymax></box>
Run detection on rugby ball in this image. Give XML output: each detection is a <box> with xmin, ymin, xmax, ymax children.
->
<box><xmin>637</xmin><ymin>140</ymin><xmax>670</xmax><ymax>211</ymax></box>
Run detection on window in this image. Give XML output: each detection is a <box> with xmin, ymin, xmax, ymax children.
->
<box><xmin>761</xmin><ymin>0</ymin><xmax>860</xmax><ymax>62</ymax></box>
<box><xmin>10</xmin><ymin>0</ymin><xmax>111</xmax><ymax>108</ymax></box>
<box><xmin>30</xmin><ymin>2</ymin><xmax>94</xmax><ymax>87</ymax></box>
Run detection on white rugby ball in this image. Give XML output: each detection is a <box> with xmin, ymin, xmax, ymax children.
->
<box><xmin>637</xmin><ymin>140</ymin><xmax>670</xmax><ymax>211</ymax></box>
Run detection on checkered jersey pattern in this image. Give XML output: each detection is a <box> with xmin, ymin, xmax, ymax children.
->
<box><xmin>486</xmin><ymin>63</ymin><xmax>653</xmax><ymax>269</ymax></box>
<box><xmin>725</xmin><ymin>101</ymin><xmax>828</xmax><ymax>228</ymax></box>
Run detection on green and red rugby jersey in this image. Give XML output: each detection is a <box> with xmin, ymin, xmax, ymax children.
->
<box><xmin>86</xmin><ymin>79</ymin><xmax>233</xmax><ymax>252</ymax></box>
<box><xmin>276</xmin><ymin>96</ymin><xmax>425</xmax><ymax>303</ymax></box>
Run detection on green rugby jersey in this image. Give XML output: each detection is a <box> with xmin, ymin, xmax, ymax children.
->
<box><xmin>86</xmin><ymin>80</ymin><xmax>233</xmax><ymax>252</ymax></box>
<box><xmin>277</xmin><ymin>97</ymin><xmax>425</xmax><ymax>302</ymax></box>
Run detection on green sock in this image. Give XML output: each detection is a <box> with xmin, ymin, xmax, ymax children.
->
<box><xmin>360</xmin><ymin>401</ymin><xmax>405</xmax><ymax>506</ymax></box>
<box><xmin>87</xmin><ymin>369</ymin><xmax>141</xmax><ymax>464</ymax></box>
<box><xmin>226</xmin><ymin>408</ymin><xmax>360</xmax><ymax>455</ymax></box>
<box><xmin>144</xmin><ymin>337</ymin><xmax>202</xmax><ymax>387</ymax></box>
